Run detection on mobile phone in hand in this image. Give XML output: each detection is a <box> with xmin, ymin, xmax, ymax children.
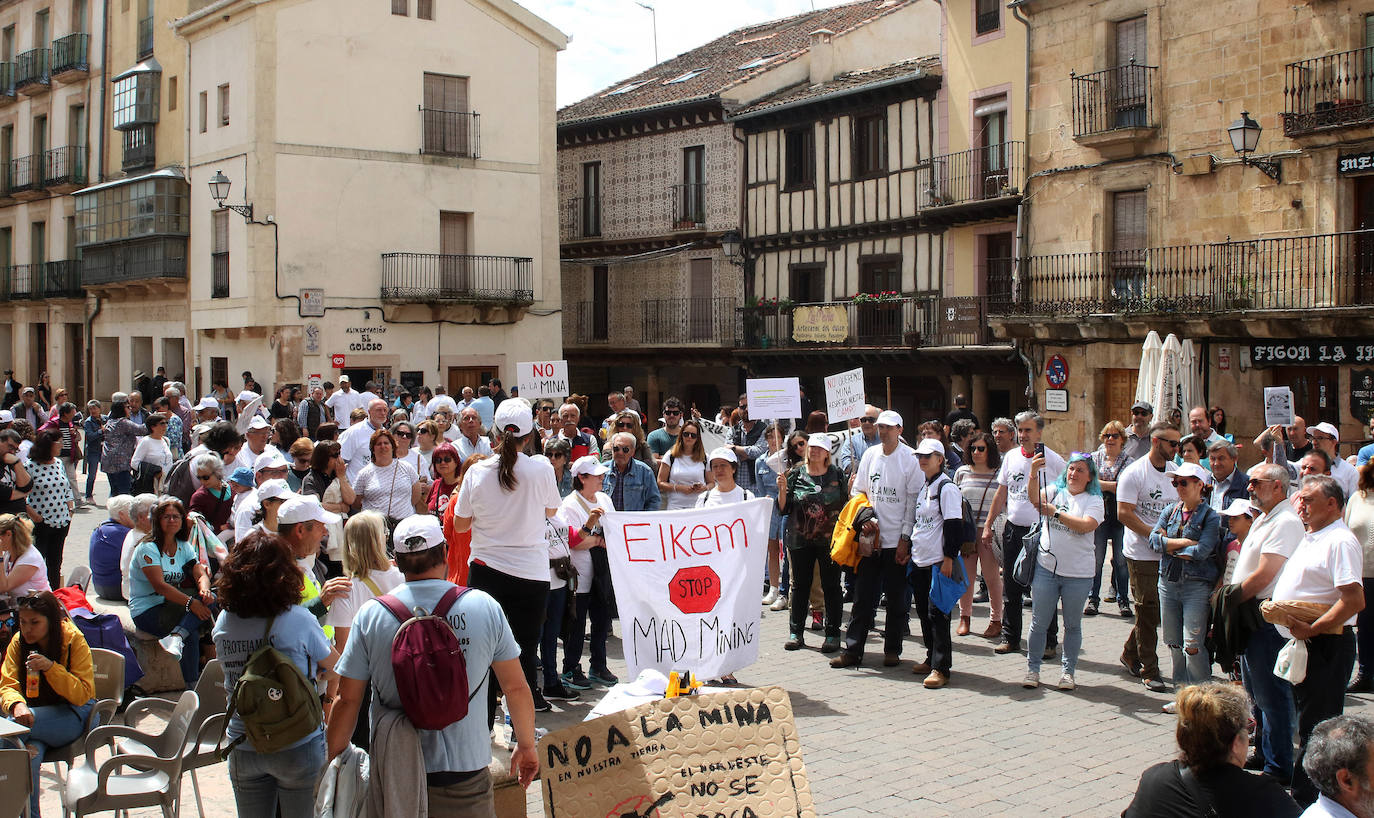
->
<box><xmin>1035</xmin><ymin>443</ymin><xmax>1044</xmax><ymax>456</ymax></box>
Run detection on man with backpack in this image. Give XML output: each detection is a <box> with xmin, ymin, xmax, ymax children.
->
<box><xmin>328</xmin><ymin>514</ymin><xmax>538</xmax><ymax>815</ymax></box>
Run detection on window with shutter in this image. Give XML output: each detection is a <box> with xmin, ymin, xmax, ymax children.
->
<box><xmin>853</xmin><ymin>113</ymin><xmax>886</xmax><ymax>178</ymax></box>
<box><xmin>418</xmin><ymin>0</ymin><xmax>433</xmax><ymax>20</ymax></box>
<box><xmin>422</xmin><ymin>73</ymin><xmax>472</xmax><ymax>156</ymax></box>
<box><xmin>975</xmin><ymin>0</ymin><xmax>1000</xmax><ymax>35</ymax></box>
<box><xmin>1111</xmin><ymin>190</ymin><xmax>1147</xmax><ymax>299</ymax></box>
<box><xmin>211</xmin><ymin>209</ymin><xmax>228</xmax><ymax>298</ymax></box>
<box><xmin>391</xmin><ymin>0</ymin><xmax>407</xmax><ymax>15</ymax></box>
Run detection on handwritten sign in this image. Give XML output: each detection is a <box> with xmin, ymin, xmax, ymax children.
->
<box><xmin>539</xmin><ymin>686</ymin><xmax>814</xmax><ymax>818</ymax></box>
<box><xmin>697</xmin><ymin>417</ymin><xmax>731</xmax><ymax>454</ymax></box>
<box><xmin>745</xmin><ymin>377</ymin><xmax>801</xmax><ymax>420</ymax></box>
<box><xmin>824</xmin><ymin>367</ymin><xmax>865</xmax><ymax>423</ymax></box>
<box><xmin>791</xmin><ymin>305</ymin><xmax>848</xmax><ymax>342</ymax></box>
<box><xmin>1264</xmin><ymin>386</ymin><xmax>1295</xmax><ymax>428</ymax></box>
<box><xmin>517</xmin><ymin>360</ymin><xmax>569</xmax><ymax>400</ymax></box>
<box><xmin>603</xmin><ymin>498</ymin><xmax>771</xmax><ymax>680</ymax></box>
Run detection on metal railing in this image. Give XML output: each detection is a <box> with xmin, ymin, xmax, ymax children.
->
<box><xmin>5</xmin><ymin>261</ymin><xmax>83</xmax><ymax>300</ymax></box>
<box><xmin>987</xmin><ymin>229</ymin><xmax>1374</xmax><ymax>317</ymax></box>
<box><xmin>562</xmin><ymin>196</ymin><xmax>602</xmax><ymax>240</ymax></box>
<box><xmin>919</xmin><ymin>142</ymin><xmax>1025</xmax><ymax>207</ymax></box>
<box><xmin>642</xmin><ymin>297</ymin><xmax>736</xmax><ymax>345</ymax></box>
<box><xmin>420</xmin><ymin>109</ymin><xmax>480</xmax><ymax>158</ymax></box>
<box><xmin>43</xmin><ymin>145</ymin><xmax>84</xmax><ymax>187</ymax></box>
<box><xmin>975</xmin><ymin>8</ymin><xmax>999</xmax><ymax>34</ymax></box>
<box><xmin>50</xmin><ymin>33</ymin><xmax>89</xmax><ymax>75</ymax></box>
<box><xmin>1070</xmin><ymin>62</ymin><xmax>1157</xmax><ymax>137</ymax></box>
<box><xmin>80</xmin><ymin>238</ymin><xmax>188</xmax><ymax>286</ymax></box>
<box><xmin>137</xmin><ymin>16</ymin><xmax>153</xmax><ymax>57</ymax></box>
<box><xmin>211</xmin><ymin>253</ymin><xmax>229</xmax><ymax>298</ymax></box>
<box><xmin>671</xmin><ymin>183</ymin><xmax>707</xmax><ymax>230</ymax></box>
<box><xmin>380</xmin><ymin>252</ymin><xmax>533</xmax><ymax>303</ymax></box>
<box><xmin>13</xmin><ymin>48</ymin><xmax>48</xmax><ymax>90</ymax></box>
<box><xmin>1282</xmin><ymin>46</ymin><xmax>1374</xmax><ymax>136</ymax></box>
<box><xmin>736</xmin><ymin>295</ymin><xmax>989</xmax><ymax>349</ymax></box>
<box><xmin>8</xmin><ymin>155</ymin><xmax>37</xmax><ymax>193</ymax></box>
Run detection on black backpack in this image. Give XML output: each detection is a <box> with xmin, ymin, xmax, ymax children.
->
<box><xmin>930</xmin><ymin>474</ymin><xmax>977</xmax><ymax>551</ymax></box>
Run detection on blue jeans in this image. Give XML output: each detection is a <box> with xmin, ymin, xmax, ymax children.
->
<box><xmin>1027</xmin><ymin>570</ymin><xmax>1092</xmax><ymax>675</ymax></box>
<box><xmin>1158</xmin><ymin>577</ymin><xmax>1213</xmax><ymax>685</ymax></box>
<box><xmin>7</xmin><ymin>699</ymin><xmax>93</xmax><ymax>818</ymax></box>
<box><xmin>228</xmin><ymin>731</ymin><xmax>326</xmax><ymax>816</ymax></box>
<box><xmin>541</xmin><ymin>586</ymin><xmax>567</xmax><ymax>687</ymax></box>
<box><xmin>133</xmin><ymin>602</ymin><xmax>205</xmax><ymax>687</ymax></box>
<box><xmin>1091</xmin><ymin>519</ymin><xmax>1130</xmax><ymax>604</ymax></box>
<box><xmin>105</xmin><ymin>469</ymin><xmax>132</xmax><ymax>497</ymax></box>
<box><xmin>1242</xmin><ymin>621</ymin><xmax>1297</xmax><ymax>778</ymax></box>
<box><xmin>83</xmin><ymin>454</ymin><xmax>101</xmax><ymax>498</ymax></box>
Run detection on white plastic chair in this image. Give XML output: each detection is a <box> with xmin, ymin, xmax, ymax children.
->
<box><xmin>121</xmin><ymin>660</ymin><xmax>227</xmax><ymax>818</ymax></box>
<box><xmin>65</xmin><ymin>566</ymin><xmax>93</xmax><ymax>594</ymax></box>
<box><xmin>0</xmin><ymin>747</ymin><xmax>32</xmax><ymax>818</ymax></box>
<box><xmin>47</xmin><ymin>647</ymin><xmax>125</xmax><ymax>818</ymax></box>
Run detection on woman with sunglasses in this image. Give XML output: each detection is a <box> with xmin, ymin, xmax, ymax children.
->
<box><xmin>543</xmin><ymin>438</ymin><xmax>574</xmax><ymax>498</ymax></box>
<box><xmin>1022</xmin><ymin>451</ymin><xmax>1104</xmax><ymax>690</ymax></box>
<box><xmin>413</xmin><ymin>420</ymin><xmax>440</xmax><ymax>477</ymax></box>
<box><xmin>129</xmin><ymin>497</ymin><xmax>214</xmax><ymax>686</ymax></box>
<box><xmin>956</xmin><ymin>431</ymin><xmax>1003</xmax><ymax>638</ymax></box>
<box><xmin>425</xmin><ymin>441</ymin><xmax>463</xmax><ymax>515</ymax></box>
<box><xmin>189</xmin><ymin>453</ymin><xmax>234</xmax><ymax>534</ymax></box>
<box><xmin>1152</xmin><ymin>462</ymin><xmax>1222</xmax><ymax>692</ymax></box>
<box><xmin>1090</xmin><ymin>420</ymin><xmax>1134</xmax><ymax>617</ymax></box>
<box><xmin>777</xmin><ymin>434</ymin><xmax>847</xmax><ymax>652</ymax></box>
<box><xmin>658</xmin><ymin>419</ymin><xmax>714</xmax><ymax>511</ymax></box>
<box><xmin>768</xmin><ymin>431</ymin><xmax>810</xmax><ymax>613</ymax></box>
<box><xmin>1</xmin><ymin>590</ymin><xmax>95</xmax><ymax>818</ymax></box>
<box><xmin>602</xmin><ymin>410</ymin><xmax>653</xmax><ymax>468</ymax></box>
<box><xmin>756</xmin><ymin>424</ymin><xmax>786</xmax><ymax>606</ymax></box>
<box><xmin>130</xmin><ymin>414</ymin><xmax>173</xmax><ymax>494</ymax></box>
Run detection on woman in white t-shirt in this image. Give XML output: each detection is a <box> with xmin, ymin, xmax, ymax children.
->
<box><xmin>452</xmin><ymin>398</ymin><xmax>562</xmax><ymax>727</ymax></box>
<box><xmin>0</xmin><ymin>513</ymin><xmax>50</xmax><ymax>598</ymax></box>
<box><xmin>906</xmin><ymin>439</ymin><xmax>964</xmax><ymax>689</ymax></box>
<box><xmin>351</xmin><ymin>429</ymin><xmax>424</xmax><ymax>533</ymax></box>
<box><xmin>130</xmin><ymin>414</ymin><xmax>174</xmax><ymax>493</ymax></box>
<box><xmin>657</xmin><ymin>419</ymin><xmax>714</xmax><ymax>510</ymax></box>
<box><xmin>697</xmin><ymin>447</ymin><xmax>754</xmax><ymax>507</ymax></box>
<box><xmin>1022</xmin><ymin>452</ymin><xmax>1105</xmax><ymax>692</ymax></box>
<box><xmin>545</xmin><ymin>456</ymin><xmax>612</xmax><ymax>703</ymax></box>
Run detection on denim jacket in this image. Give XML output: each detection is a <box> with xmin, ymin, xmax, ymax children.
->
<box><xmin>82</xmin><ymin>415</ymin><xmax>104</xmax><ymax>461</ymax></box>
<box><xmin>603</xmin><ymin>458</ymin><xmax>661</xmax><ymax>512</ymax></box>
<box><xmin>1150</xmin><ymin>501</ymin><xmax>1221</xmax><ymax>584</ymax></box>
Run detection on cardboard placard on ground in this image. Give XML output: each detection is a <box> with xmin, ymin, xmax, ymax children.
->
<box><xmin>539</xmin><ymin>686</ymin><xmax>815</xmax><ymax>818</ymax></box>
<box><xmin>745</xmin><ymin>378</ymin><xmax>802</xmax><ymax>420</ymax></box>
<box><xmin>517</xmin><ymin>360</ymin><xmax>569</xmax><ymax>400</ymax></box>
<box><xmin>1264</xmin><ymin>386</ymin><xmax>1296</xmax><ymax>427</ymax></box>
<box><xmin>823</xmin><ymin>367</ymin><xmax>865</xmax><ymax>423</ymax></box>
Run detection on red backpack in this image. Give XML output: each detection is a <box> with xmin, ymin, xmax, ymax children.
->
<box><xmin>376</xmin><ymin>586</ymin><xmax>480</xmax><ymax>730</ymax></box>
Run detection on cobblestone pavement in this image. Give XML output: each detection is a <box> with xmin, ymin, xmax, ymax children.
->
<box><xmin>45</xmin><ymin>486</ymin><xmax>1369</xmax><ymax>816</ymax></box>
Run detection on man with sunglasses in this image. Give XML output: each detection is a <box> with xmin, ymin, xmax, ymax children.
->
<box><xmin>603</xmin><ymin>432</ymin><xmax>660</xmax><ymax>512</ymax></box>
<box><xmin>839</xmin><ymin>406</ymin><xmax>882</xmax><ymax>477</ymax></box>
<box><xmin>1117</xmin><ymin>421</ymin><xmax>1180</xmax><ymax>693</ymax></box>
<box><xmin>1306</xmin><ymin>422</ymin><xmax>1359</xmax><ymax>502</ymax></box>
<box><xmin>646</xmin><ymin>397</ymin><xmax>685</xmax><ymax>465</ymax></box>
<box><xmin>1124</xmin><ymin>401</ymin><xmax>1154</xmax><ymax>461</ymax></box>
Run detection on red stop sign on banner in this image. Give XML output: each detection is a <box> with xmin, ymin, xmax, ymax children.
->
<box><xmin>669</xmin><ymin>566</ymin><xmax>721</xmax><ymax>614</ymax></box>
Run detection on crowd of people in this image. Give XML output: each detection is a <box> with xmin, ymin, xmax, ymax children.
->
<box><xmin>0</xmin><ymin>365</ymin><xmax>1371</xmax><ymax>815</ymax></box>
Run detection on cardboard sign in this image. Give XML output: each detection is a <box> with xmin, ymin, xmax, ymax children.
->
<box><xmin>602</xmin><ymin>498</ymin><xmax>771</xmax><ymax>680</ymax></box>
<box><xmin>307</xmin><ymin>374</ymin><xmax>322</xmax><ymax>393</ymax></box>
<box><xmin>745</xmin><ymin>378</ymin><xmax>802</xmax><ymax>420</ymax></box>
<box><xmin>539</xmin><ymin>686</ymin><xmax>815</xmax><ymax>818</ymax></box>
<box><xmin>792</xmin><ymin>305</ymin><xmax>848</xmax><ymax>342</ymax></box>
<box><xmin>517</xmin><ymin>360</ymin><xmax>569</xmax><ymax>400</ymax></box>
<box><xmin>697</xmin><ymin>417</ymin><xmax>731</xmax><ymax>454</ymax></box>
<box><xmin>1264</xmin><ymin>386</ymin><xmax>1295</xmax><ymax>427</ymax></box>
<box><xmin>823</xmin><ymin>367</ymin><xmax>865</xmax><ymax>423</ymax></box>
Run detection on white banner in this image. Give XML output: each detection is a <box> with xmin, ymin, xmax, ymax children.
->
<box><xmin>696</xmin><ymin>417</ymin><xmax>731</xmax><ymax>454</ymax></box>
<box><xmin>824</xmin><ymin>367</ymin><xmax>865</xmax><ymax>423</ymax></box>
<box><xmin>602</xmin><ymin>498</ymin><xmax>772</xmax><ymax>680</ymax></box>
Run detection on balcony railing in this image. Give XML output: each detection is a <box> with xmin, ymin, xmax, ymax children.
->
<box><xmin>420</xmin><ymin>109</ymin><xmax>480</xmax><ymax>158</ymax></box>
<box><xmin>671</xmin><ymin>183</ymin><xmax>706</xmax><ymax>230</ymax></box>
<box><xmin>987</xmin><ymin>229</ymin><xmax>1374</xmax><ymax>317</ymax></box>
<box><xmin>211</xmin><ymin>253</ymin><xmax>229</xmax><ymax>298</ymax></box>
<box><xmin>51</xmin><ymin>33</ymin><xmax>89</xmax><ymax>77</ymax></box>
<box><xmin>43</xmin><ymin>145</ymin><xmax>85</xmax><ymax>188</ymax></box>
<box><xmin>8</xmin><ymin>155</ymin><xmax>38</xmax><ymax>193</ymax></box>
<box><xmin>80</xmin><ymin>237</ymin><xmax>188</xmax><ymax>286</ymax></box>
<box><xmin>1283</xmin><ymin>46</ymin><xmax>1374</xmax><ymax>136</ymax></box>
<box><xmin>1070</xmin><ymin>62</ymin><xmax>1157</xmax><ymax>137</ymax></box>
<box><xmin>14</xmin><ymin>48</ymin><xmax>49</xmax><ymax>92</ymax></box>
<box><xmin>380</xmin><ymin>252</ymin><xmax>534</xmax><ymax>303</ymax></box>
<box><xmin>5</xmin><ymin>261</ymin><xmax>84</xmax><ymax>300</ymax></box>
<box><xmin>562</xmin><ymin>196</ymin><xmax>602</xmax><ymax>240</ymax></box>
<box><xmin>919</xmin><ymin>142</ymin><xmax>1025</xmax><ymax>208</ymax></box>
<box><xmin>122</xmin><ymin>134</ymin><xmax>155</xmax><ymax>173</ymax></box>
<box><xmin>736</xmin><ymin>295</ymin><xmax>989</xmax><ymax>350</ymax></box>
<box><xmin>975</xmin><ymin>8</ymin><xmax>999</xmax><ymax>34</ymax></box>
<box><xmin>643</xmin><ymin>297</ymin><xmax>736</xmax><ymax>345</ymax></box>
<box><xmin>137</xmin><ymin>16</ymin><xmax>153</xmax><ymax>57</ymax></box>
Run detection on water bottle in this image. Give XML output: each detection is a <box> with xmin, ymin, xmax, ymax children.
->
<box><xmin>25</xmin><ymin>666</ymin><xmax>39</xmax><ymax>698</ymax></box>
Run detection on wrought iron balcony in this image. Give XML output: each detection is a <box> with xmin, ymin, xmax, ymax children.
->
<box><xmin>420</xmin><ymin>109</ymin><xmax>480</xmax><ymax>158</ymax></box>
<box><xmin>568</xmin><ymin>297</ymin><xmax>739</xmax><ymax>347</ymax></box>
<box><xmin>671</xmin><ymin>183</ymin><xmax>707</xmax><ymax>230</ymax></box>
<box><xmin>561</xmin><ymin>196</ymin><xmax>602</xmax><ymax>241</ymax></box>
<box><xmin>919</xmin><ymin>142</ymin><xmax>1025</xmax><ymax>211</ymax></box>
<box><xmin>8</xmin><ymin>155</ymin><xmax>39</xmax><ymax>196</ymax></box>
<box><xmin>1283</xmin><ymin>46</ymin><xmax>1374</xmax><ymax>136</ymax></box>
<box><xmin>736</xmin><ymin>295</ymin><xmax>988</xmax><ymax>350</ymax></box>
<box><xmin>987</xmin><ymin>229</ymin><xmax>1374</xmax><ymax>318</ymax></box>
<box><xmin>43</xmin><ymin>146</ymin><xmax>86</xmax><ymax>191</ymax></box>
<box><xmin>975</xmin><ymin>8</ymin><xmax>1000</xmax><ymax>35</ymax></box>
<box><xmin>380</xmin><ymin>252</ymin><xmax>533</xmax><ymax>303</ymax></box>
<box><xmin>211</xmin><ymin>253</ymin><xmax>228</xmax><ymax>298</ymax></box>
<box><xmin>13</xmin><ymin>48</ymin><xmax>49</xmax><ymax>94</ymax></box>
<box><xmin>51</xmin><ymin>33</ymin><xmax>89</xmax><ymax>80</ymax></box>
<box><xmin>80</xmin><ymin>237</ymin><xmax>188</xmax><ymax>287</ymax></box>
<box><xmin>1070</xmin><ymin>62</ymin><xmax>1157</xmax><ymax>146</ymax></box>
<box><xmin>5</xmin><ymin>261</ymin><xmax>84</xmax><ymax>300</ymax></box>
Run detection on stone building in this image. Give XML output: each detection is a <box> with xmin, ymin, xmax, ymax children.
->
<box><xmin>992</xmin><ymin>0</ymin><xmax>1374</xmax><ymax>454</ymax></box>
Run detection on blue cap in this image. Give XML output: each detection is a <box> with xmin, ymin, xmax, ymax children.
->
<box><xmin>228</xmin><ymin>466</ymin><xmax>256</xmax><ymax>488</ymax></box>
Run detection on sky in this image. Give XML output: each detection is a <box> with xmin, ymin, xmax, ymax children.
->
<box><xmin>515</xmin><ymin>0</ymin><xmax>855</xmax><ymax>107</ymax></box>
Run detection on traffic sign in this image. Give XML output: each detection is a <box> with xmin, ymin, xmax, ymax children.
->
<box><xmin>1045</xmin><ymin>354</ymin><xmax>1069</xmax><ymax>388</ymax></box>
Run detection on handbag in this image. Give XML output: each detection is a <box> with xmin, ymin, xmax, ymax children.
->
<box><xmin>1012</xmin><ymin>521</ymin><xmax>1041</xmax><ymax>587</ymax></box>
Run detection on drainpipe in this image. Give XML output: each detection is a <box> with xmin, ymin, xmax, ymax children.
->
<box><xmin>1009</xmin><ymin>0</ymin><xmax>1034</xmax><ymax>407</ymax></box>
<box><xmin>96</xmin><ymin>0</ymin><xmax>110</xmax><ymax>180</ymax></box>
<box><xmin>84</xmin><ymin>294</ymin><xmax>103</xmax><ymax>401</ymax></box>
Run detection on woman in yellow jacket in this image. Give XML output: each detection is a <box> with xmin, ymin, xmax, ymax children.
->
<box><xmin>1</xmin><ymin>590</ymin><xmax>96</xmax><ymax>818</ymax></box>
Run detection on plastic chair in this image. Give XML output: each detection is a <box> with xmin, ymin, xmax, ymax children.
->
<box><xmin>60</xmin><ymin>690</ymin><xmax>199</xmax><ymax>818</ymax></box>
<box><xmin>47</xmin><ymin>648</ymin><xmax>125</xmax><ymax>818</ymax></box>
<box><xmin>65</xmin><ymin>566</ymin><xmax>93</xmax><ymax>594</ymax></box>
<box><xmin>121</xmin><ymin>660</ymin><xmax>227</xmax><ymax>818</ymax></box>
<box><xmin>0</xmin><ymin>747</ymin><xmax>33</xmax><ymax>818</ymax></box>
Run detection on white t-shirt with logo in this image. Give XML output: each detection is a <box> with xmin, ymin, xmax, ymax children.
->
<box><xmin>910</xmin><ymin>474</ymin><xmax>963</xmax><ymax>568</ymax></box>
<box><xmin>1272</xmin><ymin>519</ymin><xmax>1364</xmax><ymax>628</ymax></box>
<box><xmin>1038</xmin><ymin>486</ymin><xmax>1105</xmax><ymax>578</ymax></box>
<box><xmin>997</xmin><ymin>446</ymin><xmax>1066</xmax><ymax>527</ymax></box>
<box><xmin>1118</xmin><ymin>457</ymin><xmax>1178</xmax><ymax>562</ymax></box>
<box><xmin>853</xmin><ymin>443</ymin><xmax>926</xmax><ymax>549</ymax></box>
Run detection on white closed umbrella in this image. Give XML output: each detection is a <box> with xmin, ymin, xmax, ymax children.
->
<box><xmin>1153</xmin><ymin>333</ymin><xmax>1182</xmax><ymax>424</ymax></box>
<box><xmin>1179</xmin><ymin>338</ymin><xmax>1202</xmax><ymax>415</ymax></box>
<box><xmin>1136</xmin><ymin>331</ymin><xmax>1162</xmax><ymax>406</ymax></box>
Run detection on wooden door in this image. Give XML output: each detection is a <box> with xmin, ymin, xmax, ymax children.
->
<box><xmin>688</xmin><ymin>258</ymin><xmax>712</xmax><ymax>341</ymax></box>
<box><xmin>423</xmin><ymin>73</ymin><xmax>470</xmax><ymax>155</ymax></box>
<box><xmin>439</xmin><ymin>211</ymin><xmax>469</xmax><ymax>294</ymax></box>
<box><xmin>1104</xmin><ymin>368</ymin><xmax>1139</xmax><ymax>429</ymax></box>
<box><xmin>1272</xmin><ymin>366</ymin><xmax>1340</xmax><ymax>425</ymax></box>
<box><xmin>447</xmin><ymin>366</ymin><xmax>495</xmax><ymax>398</ymax></box>
<box><xmin>858</xmin><ymin>258</ymin><xmax>901</xmax><ymax>344</ymax></box>
<box><xmin>1111</xmin><ymin>190</ymin><xmax>1147</xmax><ymax>300</ymax></box>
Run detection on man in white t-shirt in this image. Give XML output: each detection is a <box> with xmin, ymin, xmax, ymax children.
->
<box><xmin>231</xmin><ymin>415</ymin><xmax>281</xmax><ymax>475</ymax></box>
<box><xmin>981</xmin><ymin>410</ymin><xmax>1064</xmax><ymax>657</ymax></box>
<box><xmin>340</xmin><ymin>399</ymin><xmax>389</xmax><ymax>484</ymax></box>
<box><xmin>1232</xmin><ymin>461</ymin><xmax>1304</xmax><ymax>782</ymax></box>
<box><xmin>325</xmin><ymin>376</ymin><xmax>367</xmax><ymax>429</ymax></box>
<box><xmin>1309</xmin><ymin>422</ymin><xmax>1359</xmax><ymax>502</ymax></box>
<box><xmin>1116</xmin><ymin>420</ymin><xmax>1180</xmax><ymax>692</ymax></box>
<box><xmin>1274</xmin><ymin>475</ymin><xmax>1365</xmax><ymax>807</ymax></box>
<box><xmin>835</xmin><ymin>410</ymin><xmax>925</xmax><ymax>667</ymax></box>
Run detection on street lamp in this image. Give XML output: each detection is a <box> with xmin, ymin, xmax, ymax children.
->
<box><xmin>1226</xmin><ymin>111</ymin><xmax>1281</xmax><ymax>182</ymax></box>
<box><xmin>720</xmin><ymin>230</ymin><xmax>743</xmax><ymax>266</ymax></box>
<box><xmin>208</xmin><ymin>169</ymin><xmax>255</xmax><ymax>221</ymax></box>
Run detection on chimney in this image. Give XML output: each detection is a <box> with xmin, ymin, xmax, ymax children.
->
<box><xmin>809</xmin><ymin>29</ymin><xmax>835</xmax><ymax>86</ymax></box>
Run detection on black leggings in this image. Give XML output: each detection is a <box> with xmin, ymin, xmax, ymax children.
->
<box><xmin>787</xmin><ymin>545</ymin><xmax>842</xmax><ymax>638</ymax></box>
<box><xmin>467</xmin><ymin>562</ymin><xmax>549</xmax><ymax>730</ymax></box>
<box><xmin>33</xmin><ymin>521</ymin><xmax>70</xmax><ymax>589</ymax></box>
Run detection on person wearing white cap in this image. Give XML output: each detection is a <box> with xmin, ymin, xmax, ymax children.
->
<box><xmin>1308</xmin><ymin>422</ymin><xmax>1360</xmax><ymax>502</ymax></box>
<box><xmin>325</xmin><ymin>376</ymin><xmax>366</xmax><ymax>430</ymax></box>
<box><xmin>833</xmin><ymin>410</ymin><xmax>924</xmax><ymax>669</ymax></box>
<box><xmin>1152</xmin><ymin>461</ymin><xmax>1222</xmax><ymax>691</ymax></box>
<box><xmin>328</xmin><ymin>513</ymin><xmax>538</xmax><ymax>806</ymax></box>
<box><xmin>776</xmin><ymin>432</ymin><xmax>849</xmax><ymax>652</ymax></box>
<box><xmin>249</xmin><ymin>478</ymin><xmax>296</xmax><ymax>534</ymax></box>
<box><xmin>452</xmin><ymin>397</ymin><xmax>562</xmax><ymax>726</ymax></box>
<box><xmin>697</xmin><ymin>447</ymin><xmax>754</xmax><ymax>507</ymax></box>
<box><xmin>551</xmin><ymin>455</ymin><xmax>614</xmax><ymax>697</ymax></box>
<box><xmin>232</xmin><ymin>450</ymin><xmax>292</xmax><ymax>543</ymax></box>
<box><xmin>233</xmin><ymin>414</ymin><xmax>282</xmax><ymax>476</ymax></box>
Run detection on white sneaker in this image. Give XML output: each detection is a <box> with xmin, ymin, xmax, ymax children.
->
<box><xmin>1021</xmin><ymin>671</ymin><xmax>1039</xmax><ymax>689</ymax></box>
<box><xmin>1057</xmin><ymin>673</ymin><xmax>1076</xmax><ymax>691</ymax></box>
<box><xmin>159</xmin><ymin>633</ymin><xmax>186</xmax><ymax>659</ymax></box>
<box><xmin>761</xmin><ymin>587</ymin><xmax>779</xmax><ymax>606</ymax></box>
<box><xmin>769</xmin><ymin>595</ymin><xmax>789</xmax><ymax>612</ymax></box>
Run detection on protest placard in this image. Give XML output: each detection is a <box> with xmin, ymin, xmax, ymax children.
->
<box><xmin>824</xmin><ymin>367</ymin><xmax>865</xmax><ymax>423</ymax></box>
<box><xmin>602</xmin><ymin>498</ymin><xmax>771</xmax><ymax>681</ymax></box>
<box><xmin>539</xmin><ymin>685</ymin><xmax>815</xmax><ymax>818</ymax></box>
<box><xmin>697</xmin><ymin>417</ymin><xmax>731</xmax><ymax>453</ymax></box>
<box><xmin>516</xmin><ymin>360</ymin><xmax>569</xmax><ymax>400</ymax></box>
<box><xmin>1264</xmin><ymin>386</ymin><xmax>1295</xmax><ymax>427</ymax></box>
<box><xmin>745</xmin><ymin>377</ymin><xmax>802</xmax><ymax>420</ymax></box>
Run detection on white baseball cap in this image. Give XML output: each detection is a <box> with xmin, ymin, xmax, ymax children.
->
<box><xmin>338</xmin><ymin>375</ymin><xmax>351</xmax><ymax>383</ymax></box>
<box><xmin>254</xmin><ymin>450</ymin><xmax>288</xmax><ymax>471</ymax></box>
<box><xmin>1312</xmin><ymin>422</ymin><xmax>1340</xmax><ymax>442</ymax></box>
<box><xmin>914</xmin><ymin>438</ymin><xmax>945</xmax><ymax>457</ymax></box>
<box><xmin>876</xmin><ymin>410</ymin><xmax>903</xmax><ymax>427</ymax></box>
<box><xmin>708</xmin><ymin>446</ymin><xmax>738</xmax><ymax>465</ymax></box>
<box><xmin>1219</xmin><ymin>498</ymin><xmax>1258</xmax><ymax>518</ymax></box>
<box><xmin>256</xmin><ymin>479</ymin><xmax>294</xmax><ymax>502</ymax></box>
<box><xmin>278</xmin><ymin>495</ymin><xmax>341</xmax><ymax>526</ymax></box>
<box><xmin>0</xmin><ymin>410</ymin><xmax>12</xmax><ymax>423</ymax></box>
<box><xmin>493</xmin><ymin>398</ymin><xmax>534</xmax><ymax>436</ymax></box>
<box><xmin>246</xmin><ymin>415</ymin><xmax>271</xmax><ymax>431</ymax></box>
<box><xmin>1173</xmin><ymin>462</ymin><xmax>1213</xmax><ymax>485</ymax></box>
<box><xmin>195</xmin><ymin>396</ymin><xmax>219</xmax><ymax>412</ymax></box>
<box><xmin>236</xmin><ymin>390</ymin><xmax>260</xmax><ymax>404</ymax></box>
<box><xmin>570</xmin><ymin>454</ymin><xmax>609</xmax><ymax>478</ymax></box>
<box><xmin>807</xmin><ymin>433</ymin><xmax>832</xmax><ymax>452</ymax></box>
<box><xmin>392</xmin><ymin>514</ymin><xmax>446</xmax><ymax>554</ymax></box>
